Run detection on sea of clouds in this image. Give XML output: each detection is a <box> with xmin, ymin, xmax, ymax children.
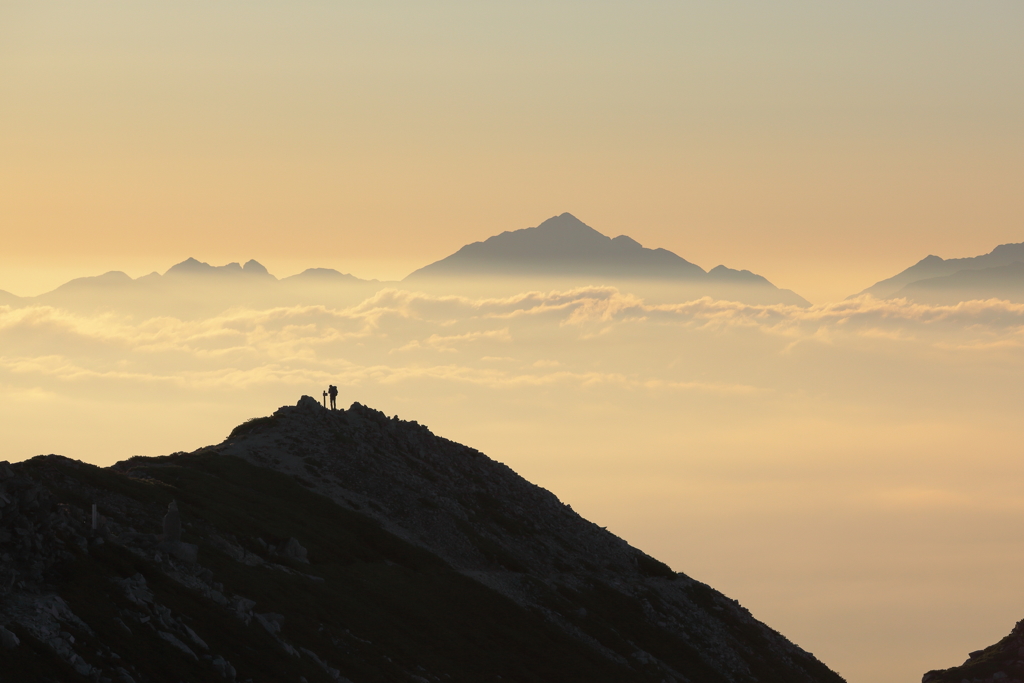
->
<box><xmin>2</xmin><ymin>287</ymin><xmax>1023</xmax><ymax>397</ymax></box>
<box><xmin>2</xmin><ymin>287</ymin><xmax>1024</xmax><ymax>683</ymax></box>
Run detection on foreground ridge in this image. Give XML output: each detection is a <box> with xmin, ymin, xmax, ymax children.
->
<box><xmin>922</xmin><ymin>619</ymin><xmax>1024</xmax><ymax>683</ymax></box>
<box><xmin>0</xmin><ymin>397</ymin><xmax>845</xmax><ymax>683</ymax></box>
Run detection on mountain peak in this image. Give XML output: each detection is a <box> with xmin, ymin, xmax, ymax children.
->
<box><xmin>242</xmin><ymin>259</ymin><xmax>270</xmax><ymax>275</ymax></box>
<box><xmin>533</xmin><ymin>212</ymin><xmax>604</xmax><ymax>236</ymax></box>
<box><xmin>405</xmin><ymin>214</ymin><xmax>705</xmax><ymax>281</ymax></box>
<box><xmin>165</xmin><ymin>258</ymin><xmax>275</xmax><ymax>279</ymax></box>
<box><xmin>0</xmin><ymin>397</ymin><xmax>844</xmax><ymax>682</ymax></box>
<box><xmin>853</xmin><ymin>241</ymin><xmax>1024</xmax><ymax>300</ymax></box>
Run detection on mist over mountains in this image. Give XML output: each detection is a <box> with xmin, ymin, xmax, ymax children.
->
<box><xmin>7</xmin><ymin>216</ymin><xmax>1021</xmax><ymax>309</ymax></box>
<box><xmin>0</xmin><ymin>214</ymin><xmax>809</xmax><ymax>311</ymax></box>
<box><xmin>5</xmin><ymin>217</ymin><xmax>1024</xmax><ymax>682</ymax></box>
<box><xmin>854</xmin><ymin>241</ymin><xmax>1024</xmax><ymax>304</ymax></box>
<box><xmin>405</xmin><ymin>213</ymin><xmax>807</xmax><ymax>306</ymax></box>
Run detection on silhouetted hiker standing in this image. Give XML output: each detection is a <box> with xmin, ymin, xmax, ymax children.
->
<box><xmin>328</xmin><ymin>384</ymin><xmax>338</xmax><ymax>410</ymax></box>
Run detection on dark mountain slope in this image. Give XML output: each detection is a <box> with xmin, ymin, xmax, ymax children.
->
<box><xmin>219</xmin><ymin>397</ymin><xmax>841</xmax><ymax>682</ymax></box>
<box><xmin>921</xmin><ymin>618</ymin><xmax>1024</xmax><ymax>683</ymax></box>
<box><xmin>0</xmin><ymin>453</ymin><xmax>639</xmax><ymax>683</ymax></box>
<box><xmin>0</xmin><ymin>398</ymin><xmax>845</xmax><ymax>683</ymax></box>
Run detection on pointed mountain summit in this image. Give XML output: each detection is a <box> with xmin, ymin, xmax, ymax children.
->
<box><xmin>0</xmin><ymin>397</ymin><xmax>845</xmax><ymax>683</ymax></box>
<box><xmin>406</xmin><ymin>213</ymin><xmax>706</xmax><ymax>280</ymax></box>
<box><xmin>405</xmin><ymin>213</ymin><xmax>809</xmax><ymax>306</ymax></box>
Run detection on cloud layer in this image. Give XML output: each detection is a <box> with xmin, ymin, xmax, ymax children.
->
<box><xmin>3</xmin><ymin>288</ymin><xmax>1023</xmax><ymax>399</ymax></box>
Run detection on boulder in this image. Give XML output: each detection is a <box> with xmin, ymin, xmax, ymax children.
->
<box><xmin>162</xmin><ymin>501</ymin><xmax>181</xmax><ymax>542</ymax></box>
<box><xmin>158</xmin><ymin>630</ymin><xmax>198</xmax><ymax>660</ymax></box>
<box><xmin>283</xmin><ymin>537</ymin><xmax>309</xmax><ymax>563</ymax></box>
<box><xmin>211</xmin><ymin>654</ymin><xmax>237</xmax><ymax>680</ymax></box>
<box><xmin>0</xmin><ymin>625</ymin><xmax>19</xmax><ymax>649</ymax></box>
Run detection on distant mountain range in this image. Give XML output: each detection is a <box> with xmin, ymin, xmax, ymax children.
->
<box><xmin>407</xmin><ymin>213</ymin><xmax>808</xmax><ymax>305</ymax></box>
<box><xmin>0</xmin><ymin>258</ymin><xmax>385</xmax><ymax>318</ymax></box>
<box><xmin>409</xmin><ymin>213</ymin><xmax>750</xmax><ymax>283</ymax></box>
<box><xmin>0</xmin><ymin>397</ymin><xmax>845</xmax><ymax>683</ymax></box>
<box><xmin>0</xmin><ymin>213</ymin><xmax>810</xmax><ymax>310</ymax></box>
<box><xmin>854</xmin><ymin>242</ymin><xmax>1024</xmax><ymax>304</ymax></box>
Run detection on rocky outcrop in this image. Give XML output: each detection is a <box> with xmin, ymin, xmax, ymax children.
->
<box><xmin>922</xmin><ymin>620</ymin><xmax>1024</xmax><ymax>683</ymax></box>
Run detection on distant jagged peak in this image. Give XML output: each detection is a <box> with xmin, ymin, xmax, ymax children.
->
<box><xmin>165</xmin><ymin>257</ymin><xmax>276</xmax><ymax>279</ymax></box>
<box><xmin>242</xmin><ymin>259</ymin><xmax>271</xmax><ymax>276</ymax></box>
<box><xmin>473</xmin><ymin>212</ymin><xmax>631</xmax><ymax>253</ymax></box>
<box><xmin>281</xmin><ymin>267</ymin><xmax>375</xmax><ymax>284</ymax></box>
<box><xmin>988</xmin><ymin>241</ymin><xmax>1024</xmax><ymax>260</ymax></box>
<box><xmin>529</xmin><ymin>212</ymin><xmax>605</xmax><ymax>237</ymax></box>
<box><xmin>405</xmin><ymin>212</ymin><xmax>707</xmax><ymax>280</ymax></box>
<box><xmin>852</xmin><ymin>240</ymin><xmax>1024</xmax><ymax>299</ymax></box>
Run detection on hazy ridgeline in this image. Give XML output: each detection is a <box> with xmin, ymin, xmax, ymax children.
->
<box><xmin>2</xmin><ymin>274</ymin><xmax>1024</xmax><ymax>683</ymax></box>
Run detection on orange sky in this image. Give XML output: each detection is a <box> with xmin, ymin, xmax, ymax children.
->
<box><xmin>2</xmin><ymin>2</ymin><xmax>1023</xmax><ymax>302</ymax></box>
<box><xmin>3</xmin><ymin>6</ymin><xmax>1024</xmax><ymax>681</ymax></box>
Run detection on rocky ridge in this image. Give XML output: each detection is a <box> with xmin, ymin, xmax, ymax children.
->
<box><xmin>922</xmin><ymin>620</ymin><xmax>1024</xmax><ymax>683</ymax></box>
<box><xmin>0</xmin><ymin>397</ymin><xmax>846</xmax><ymax>683</ymax></box>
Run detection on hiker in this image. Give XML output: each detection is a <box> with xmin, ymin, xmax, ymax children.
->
<box><xmin>328</xmin><ymin>385</ymin><xmax>338</xmax><ymax>410</ymax></box>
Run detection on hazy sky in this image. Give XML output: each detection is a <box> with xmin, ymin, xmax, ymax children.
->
<box><xmin>4</xmin><ymin>4</ymin><xmax>1024</xmax><ymax>683</ymax></box>
<box><xmin>2</xmin><ymin>1</ymin><xmax>1023</xmax><ymax>302</ymax></box>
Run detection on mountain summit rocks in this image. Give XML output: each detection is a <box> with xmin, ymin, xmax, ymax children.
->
<box><xmin>921</xmin><ymin>618</ymin><xmax>1024</xmax><ymax>683</ymax></box>
<box><xmin>0</xmin><ymin>399</ymin><xmax>845</xmax><ymax>682</ymax></box>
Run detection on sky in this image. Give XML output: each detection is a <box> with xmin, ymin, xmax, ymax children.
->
<box><xmin>3</xmin><ymin>3</ymin><xmax>1024</xmax><ymax>683</ymax></box>
<box><xmin>2</xmin><ymin>1</ymin><xmax>1023</xmax><ymax>303</ymax></box>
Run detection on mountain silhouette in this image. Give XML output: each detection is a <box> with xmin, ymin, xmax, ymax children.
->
<box><xmin>406</xmin><ymin>213</ymin><xmax>707</xmax><ymax>280</ymax></box>
<box><xmin>406</xmin><ymin>213</ymin><xmax>793</xmax><ymax>291</ymax></box>
<box><xmin>853</xmin><ymin>241</ymin><xmax>1024</xmax><ymax>301</ymax></box>
<box><xmin>281</xmin><ymin>267</ymin><xmax>374</xmax><ymax>286</ymax></box>
<box><xmin>0</xmin><ymin>397</ymin><xmax>845</xmax><ymax>683</ymax></box>
<box><xmin>2</xmin><ymin>214</ymin><xmax>811</xmax><ymax>312</ymax></box>
<box><xmin>404</xmin><ymin>213</ymin><xmax>809</xmax><ymax>306</ymax></box>
<box><xmin>0</xmin><ymin>288</ymin><xmax>25</xmax><ymax>306</ymax></box>
<box><xmin>165</xmin><ymin>258</ymin><xmax>276</xmax><ymax>279</ymax></box>
<box><xmin>15</xmin><ymin>259</ymin><xmax>384</xmax><ymax>318</ymax></box>
<box><xmin>896</xmin><ymin>261</ymin><xmax>1024</xmax><ymax>304</ymax></box>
